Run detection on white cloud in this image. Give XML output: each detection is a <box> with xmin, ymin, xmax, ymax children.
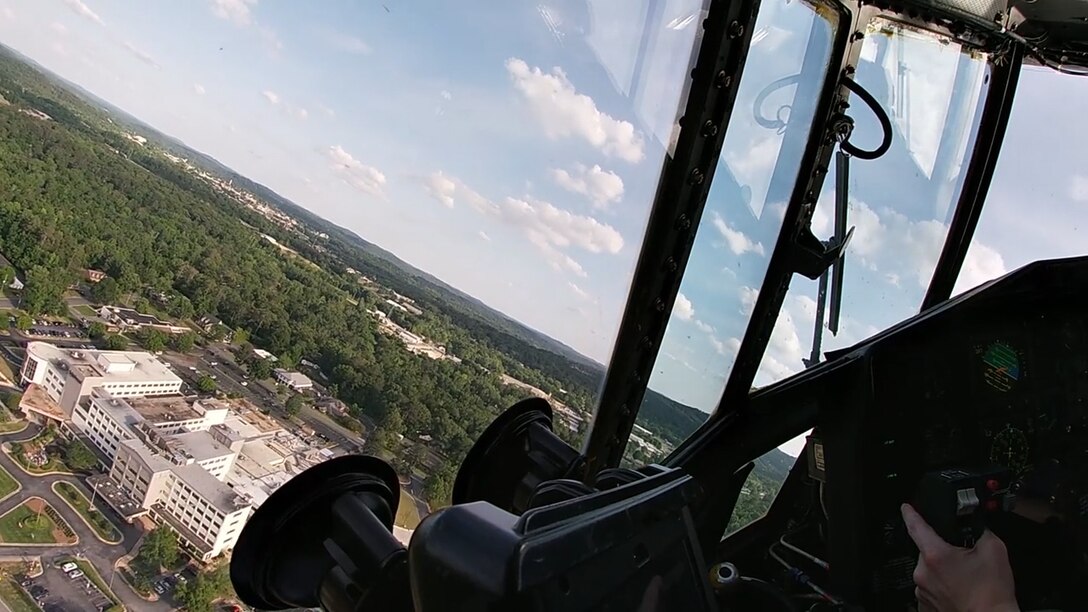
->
<box><xmin>261</xmin><ymin>90</ymin><xmax>280</xmax><ymax>105</ymax></box>
<box><xmin>50</xmin><ymin>22</ymin><xmax>67</xmax><ymax>34</ymax></box>
<box><xmin>709</xmin><ymin>335</ymin><xmax>740</xmax><ymax>357</ymax></box>
<box><xmin>326</xmin><ymin>145</ymin><xmax>386</xmax><ymax>198</ymax></box>
<box><xmin>0</xmin><ymin>7</ymin><xmax>14</xmax><ymax>20</ymax></box>
<box><xmin>848</xmin><ymin>200</ymin><xmax>1006</xmax><ymax>290</ymax></box>
<box><xmin>506</xmin><ymin>57</ymin><xmax>644</xmax><ymax>163</ymax></box>
<box><xmin>478</xmin><ymin>231</ymin><xmax>491</xmax><ymax>242</ymax></box>
<box><xmin>673</xmin><ymin>293</ymin><xmax>694</xmax><ymax>321</ymax></box>
<box><xmin>318</xmin><ymin>104</ymin><xmax>335</xmax><ymax>118</ymax></box>
<box><xmin>957</xmin><ymin>240</ymin><xmax>1007</xmax><ymax>292</ymax></box>
<box><xmin>694</xmin><ymin>319</ymin><xmax>714</xmax><ymax>334</ymax></box>
<box><xmin>504</xmin><ymin>196</ymin><xmax>624</xmax><ymax>254</ymax></box>
<box><xmin>709</xmin><ymin>336</ymin><xmax>725</xmax><ymax>356</ymax></box>
<box><xmin>568</xmin><ymin>282</ymin><xmax>590</xmax><ymax>301</ymax></box>
<box><xmin>757</xmin><ymin>296</ymin><xmax>809</xmax><ymax>384</ymax></box>
<box><xmin>296</xmin><ymin>107</ymin><xmax>309</xmax><ymax>120</ymax></box>
<box><xmin>63</xmin><ymin>0</ymin><xmax>103</xmax><ymax>25</ymax></box>
<box><xmin>739</xmin><ymin>286</ymin><xmax>759</xmax><ymax>315</ymax></box>
<box><xmin>122</xmin><ymin>42</ymin><xmax>159</xmax><ymax>68</ymax></box>
<box><xmin>1069</xmin><ymin>175</ymin><xmax>1088</xmax><ymax>203</ymax></box>
<box><xmin>440</xmin><ymin>90</ymin><xmax>452</xmax><ymax>101</ymax></box>
<box><xmin>711</xmin><ymin>213</ymin><xmax>766</xmax><ymax>256</ymax></box>
<box><xmin>423</xmin><ymin>172</ymin><xmax>456</xmax><ymax>208</ymax></box>
<box><xmin>421</xmin><ymin>172</ymin><xmax>492</xmax><ymax>213</ymax></box>
<box><xmin>551</xmin><ymin>164</ymin><xmax>624</xmax><ymax>208</ymax></box>
<box><xmin>193</xmin><ymin>83</ymin><xmax>206</xmax><ymax>96</ymax></box>
<box><xmin>421</xmin><ymin>172</ymin><xmax>623</xmax><ymax>277</ymax></box>
<box><xmin>325</xmin><ymin>31</ymin><xmax>371</xmax><ymax>55</ymax></box>
<box><xmin>210</xmin><ymin>0</ymin><xmax>255</xmax><ymax>26</ymax></box>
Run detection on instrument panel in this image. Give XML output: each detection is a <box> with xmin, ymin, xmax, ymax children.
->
<box><xmin>817</xmin><ymin>256</ymin><xmax>1088</xmax><ymax>609</ymax></box>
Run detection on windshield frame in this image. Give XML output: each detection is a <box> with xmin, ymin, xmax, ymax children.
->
<box><xmin>662</xmin><ymin>10</ymin><xmax>1025</xmax><ymax>553</ymax></box>
<box><xmin>582</xmin><ymin>0</ymin><xmax>848</xmax><ymax>475</ymax></box>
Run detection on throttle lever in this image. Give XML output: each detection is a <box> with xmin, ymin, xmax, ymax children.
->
<box><xmin>913</xmin><ymin>466</ymin><xmax>1013</xmax><ymax>547</ymax></box>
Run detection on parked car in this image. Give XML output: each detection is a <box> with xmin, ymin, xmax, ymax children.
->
<box><xmin>67</xmin><ymin>569</ymin><xmax>84</xmax><ymax>579</ymax></box>
<box><xmin>61</xmin><ymin>562</ymin><xmax>78</xmax><ymax>572</ymax></box>
<box><xmin>175</xmin><ymin>573</ymin><xmax>187</xmax><ymax>584</ymax></box>
<box><xmin>154</xmin><ymin>583</ymin><xmax>165</xmax><ymax>594</ymax></box>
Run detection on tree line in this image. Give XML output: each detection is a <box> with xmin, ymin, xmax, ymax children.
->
<box><xmin>0</xmin><ymin>85</ymin><xmax>545</xmax><ymax>506</ymax></box>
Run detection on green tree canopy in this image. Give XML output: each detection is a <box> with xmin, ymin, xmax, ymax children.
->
<box><xmin>284</xmin><ymin>393</ymin><xmax>304</xmax><ymax>417</ymax></box>
<box><xmin>174</xmin><ymin>565</ymin><xmax>232</xmax><ymax>612</ymax></box>
<box><xmin>63</xmin><ymin>439</ymin><xmax>97</xmax><ymax>471</ymax></box>
<box><xmin>87</xmin><ymin>321</ymin><xmax>107</xmax><ymax>339</ymax></box>
<box><xmin>89</xmin><ymin>276</ymin><xmax>120</xmax><ymax>305</ymax></box>
<box><xmin>139</xmin><ymin>328</ymin><xmax>168</xmax><ymax>353</ymax></box>
<box><xmin>14</xmin><ymin>313</ymin><xmax>31</xmax><ymax>330</ymax></box>
<box><xmin>247</xmin><ymin>357</ymin><xmax>273</xmax><ymax>380</ymax></box>
<box><xmin>102</xmin><ymin>334</ymin><xmax>128</xmax><ymax>350</ymax></box>
<box><xmin>171</xmin><ymin>331</ymin><xmax>197</xmax><ymax>352</ymax></box>
<box><xmin>423</xmin><ymin>464</ymin><xmax>456</xmax><ymax>508</ymax></box>
<box><xmin>196</xmin><ymin>375</ymin><xmax>217</xmax><ymax>393</ymax></box>
<box><xmin>138</xmin><ymin>526</ymin><xmax>179</xmax><ymax>571</ymax></box>
<box><xmin>23</xmin><ymin>265</ymin><xmax>67</xmax><ymax>315</ymax></box>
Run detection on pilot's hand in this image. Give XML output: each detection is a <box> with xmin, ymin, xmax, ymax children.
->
<box><xmin>900</xmin><ymin>503</ymin><xmax>1019</xmax><ymax>612</ymax></box>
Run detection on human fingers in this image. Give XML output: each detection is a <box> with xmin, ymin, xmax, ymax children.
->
<box><xmin>901</xmin><ymin>503</ymin><xmax>953</xmax><ymax>556</ymax></box>
<box><xmin>915</xmin><ymin>586</ymin><xmax>939</xmax><ymax>612</ymax></box>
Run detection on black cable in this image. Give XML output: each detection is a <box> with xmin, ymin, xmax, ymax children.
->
<box><xmin>737</xmin><ymin>576</ymin><xmax>800</xmax><ymax>612</ymax></box>
<box><xmin>839</xmin><ymin>77</ymin><xmax>892</xmax><ymax>160</ymax></box>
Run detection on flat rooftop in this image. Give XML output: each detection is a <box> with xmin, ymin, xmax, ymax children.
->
<box><xmin>170</xmin><ymin>430</ymin><xmax>233</xmax><ymax>462</ymax></box>
<box><xmin>173</xmin><ymin>463</ymin><xmax>248</xmax><ymax>513</ymax></box>
<box><xmin>19</xmin><ymin>383</ymin><xmax>66</xmax><ymax>421</ymax></box>
<box><xmin>127</xmin><ymin>396</ymin><xmax>202</xmax><ymax>423</ymax></box>
<box><xmin>105</xmin><ymin>306</ymin><xmax>162</xmax><ymax>326</ymax></box>
<box><xmin>28</xmin><ymin>341</ymin><xmax>181</xmax><ymax>386</ymax></box>
<box><xmin>239</xmin><ymin>408</ymin><xmax>283</xmax><ymax>434</ymax></box>
<box><xmin>274</xmin><ymin>369</ymin><xmax>312</xmax><ymax>387</ymax></box>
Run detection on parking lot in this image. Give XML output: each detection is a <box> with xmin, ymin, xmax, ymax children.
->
<box><xmin>24</xmin><ymin>320</ymin><xmax>88</xmax><ymax>341</ymax></box>
<box><xmin>19</xmin><ymin>559</ymin><xmax>113</xmax><ymax>612</ymax></box>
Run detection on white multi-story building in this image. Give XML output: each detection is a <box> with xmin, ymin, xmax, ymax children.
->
<box><xmin>273</xmin><ymin>368</ymin><xmax>313</xmax><ymax>391</ymax></box>
<box><xmin>109</xmin><ymin>430</ymin><xmax>250</xmax><ymax>561</ymax></box>
<box><xmin>73</xmin><ymin>390</ymin><xmax>232</xmax><ymax>463</ymax></box>
<box><xmin>97</xmin><ymin>410</ymin><xmax>253</xmax><ymax>561</ymax></box>
<box><xmin>20</xmin><ymin>342</ymin><xmax>182</xmax><ymax>423</ymax></box>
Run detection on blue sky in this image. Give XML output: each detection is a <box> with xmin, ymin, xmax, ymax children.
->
<box><xmin>0</xmin><ymin>1</ymin><xmax>1086</xmax><ymax>455</ymax></box>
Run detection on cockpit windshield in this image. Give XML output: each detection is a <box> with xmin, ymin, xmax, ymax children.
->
<box><xmin>633</xmin><ymin>0</ymin><xmax>836</xmax><ymax>441</ymax></box>
<box><xmin>756</xmin><ymin>19</ymin><xmax>993</xmax><ymax>390</ymax></box>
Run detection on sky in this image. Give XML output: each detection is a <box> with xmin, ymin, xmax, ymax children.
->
<box><xmin>0</xmin><ymin>1</ymin><xmax>1086</xmax><ymax>458</ymax></box>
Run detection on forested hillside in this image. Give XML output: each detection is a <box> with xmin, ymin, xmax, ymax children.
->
<box><xmin>0</xmin><ymin>45</ymin><xmax>794</xmax><ymax>515</ymax></box>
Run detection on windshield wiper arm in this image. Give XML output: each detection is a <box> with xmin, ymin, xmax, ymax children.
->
<box><xmin>804</xmin><ymin>148</ymin><xmax>850</xmax><ymax>368</ymax></box>
<box><xmin>804</xmin><ymin>76</ymin><xmax>892</xmax><ymax>367</ymax></box>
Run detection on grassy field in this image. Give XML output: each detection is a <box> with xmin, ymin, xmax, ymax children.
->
<box><xmin>0</xmin><ymin>577</ymin><xmax>38</xmax><ymax>612</ymax></box>
<box><xmin>53</xmin><ymin>481</ymin><xmax>122</xmax><ymax>543</ymax></box>
<box><xmin>0</xmin><ymin>419</ymin><xmax>26</xmax><ymax>433</ymax></box>
<box><xmin>0</xmin><ymin>461</ymin><xmax>19</xmax><ymax>500</ymax></box>
<box><xmin>0</xmin><ymin>356</ymin><xmax>17</xmax><ymax>385</ymax></box>
<box><xmin>0</xmin><ymin>504</ymin><xmax>56</xmax><ymax>543</ymax></box>
<box><xmin>73</xmin><ymin>304</ymin><xmax>98</xmax><ymax>318</ymax></box>
<box><xmin>396</xmin><ymin>489</ymin><xmax>421</xmax><ymax>529</ymax></box>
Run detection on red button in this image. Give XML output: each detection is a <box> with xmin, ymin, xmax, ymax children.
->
<box><xmin>986</xmin><ymin>479</ymin><xmax>1000</xmax><ymax>491</ymax></box>
<box><xmin>985</xmin><ymin>499</ymin><xmax>999</xmax><ymax>511</ymax></box>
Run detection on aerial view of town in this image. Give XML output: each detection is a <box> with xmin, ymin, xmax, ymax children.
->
<box><xmin>0</xmin><ymin>6</ymin><xmax>795</xmax><ymax>612</ymax></box>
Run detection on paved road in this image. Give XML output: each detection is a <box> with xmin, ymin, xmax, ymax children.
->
<box><xmin>0</xmin><ymin>426</ymin><xmax>170</xmax><ymax>612</ymax></box>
